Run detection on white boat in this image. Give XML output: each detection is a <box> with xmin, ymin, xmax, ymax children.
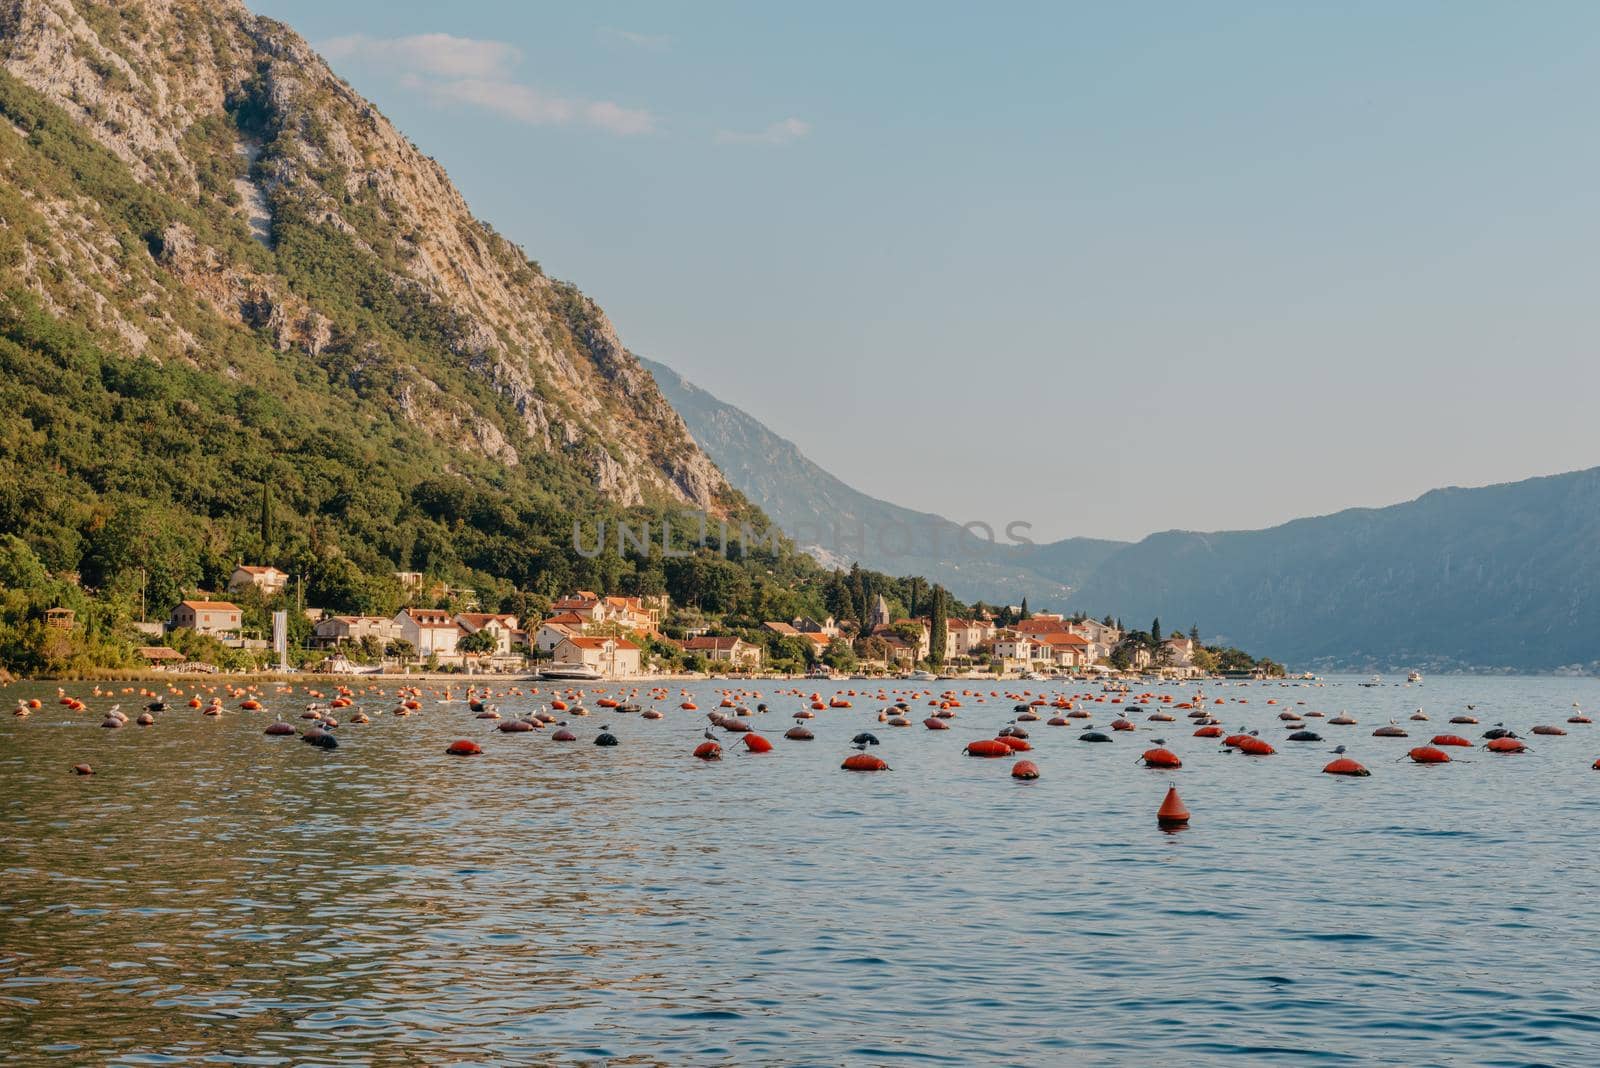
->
<box><xmin>1407</xmin><ymin>671</ymin><xmax>1422</xmax><ymax>683</ymax></box>
<box><xmin>904</xmin><ymin>670</ymin><xmax>938</xmax><ymax>682</ymax></box>
<box><xmin>539</xmin><ymin>664</ymin><xmax>602</xmax><ymax>681</ymax></box>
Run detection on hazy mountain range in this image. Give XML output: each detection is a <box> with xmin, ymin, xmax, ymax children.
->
<box><xmin>646</xmin><ymin>358</ymin><xmax>1600</xmax><ymax>673</ymax></box>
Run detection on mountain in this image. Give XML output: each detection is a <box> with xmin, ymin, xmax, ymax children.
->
<box><xmin>639</xmin><ymin>356</ymin><xmax>1127</xmax><ymax>605</ymax></box>
<box><xmin>1067</xmin><ymin>468</ymin><xmax>1600</xmax><ymax>673</ymax></box>
<box><xmin>0</xmin><ymin>0</ymin><xmax>787</xmax><ymax>620</ymax></box>
<box><xmin>0</xmin><ymin>0</ymin><xmax>730</xmax><ymax>512</ymax></box>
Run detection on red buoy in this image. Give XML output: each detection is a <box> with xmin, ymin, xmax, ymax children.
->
<box><xmin>72</xmin><ymin>763</ymin><xmax>94</xmax><ymax>776</ymax></box>
<box><xmin>1407</xmin><ymin>746</ymin><xmax>1451</xmax><ymax>764</ymax></box>
<box><xmin>964</xmin><ymin>738</ymin><xmax>1012</xmax><ymax>758</ymax></box>
<box><xmin>1486</xmin><ymin>736</ymin><xmax>1526</xmax><ymax>754</ymax></box>
<box><xmin>446</xmin><ymin>739</ymin><xmax>482</xmax><ymax>756</ymax></box>
<box><xmin>1322</xmin><ymin>757</ymin><xmax>1370</xmax><ymax>776</ymax></box>
<box><xmin>841</xmin><ymin>752</ymin><xmax>889</xmax><ymax>771</ymax></box>
<box><xmin>743</xmin><ymin>733</ymin><xmax>773</xmax><ymax>753</ymax></box>
<box><xmin>1430</xmin><ymin>734</ymin><xmax>1472</xmax><ymax>747</ymax></box>
<box><xmin>1011</xmin><ymin>760</ymin><xmax>1040</xmax><ymax>780</ymax></box>
<box><xmin>996</xmin><ymin>735</ymin><xmax>1032</xmax><ymax>752</ymax></box>
<box><xmin>693</xmin><ymin>741</ymin><xmax>722</xmax><ymax>760</ymax></box>
<box><xmin>784</xmin><ymin>726</ymin><xmax>814</xmax><ymax>740</ymax></box>
<box><xmin>1532</xmin><ymin>725</ymin><xmax>1566</xmax><ymax>736</ymax></box>
<box><xmin>1193</xmin><ymin>725</ymin><xmax>1223</xmax><ymax>738</ymax></box>
<box><xmin>1141</xmin><ymin>747</ymin><xmax>1182</xmax><ymax>769</ymax></box>
<box><xmin>924</xmin><ymin>717</ymin><xmax>950</xmax><ymax>730</ymax></box>
<box><xmin>1157</xmin><ymin>787</ymin><xmax>1190</xmax><ymax>827</ymax></box>
<box><xmin>1237</xmin><ymin>736</ymin><xmax>1275</xmax><ymax>756</ymax></box>
<box><xmin>551</xmin><ymin>728</ymin><xmax>577</xmax><ymax>741</ymax></box>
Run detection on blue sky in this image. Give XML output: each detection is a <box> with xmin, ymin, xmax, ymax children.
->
<box><xmin>252</xmin><ymin>0</ymin><xmax>1600</xmax><ymax>542</ymax></box>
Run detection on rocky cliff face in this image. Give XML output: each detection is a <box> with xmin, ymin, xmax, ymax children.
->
<box><xmin>0</xmin><ymin>0</ymin><xmax>732</xmax><ymax>513</ymax></box>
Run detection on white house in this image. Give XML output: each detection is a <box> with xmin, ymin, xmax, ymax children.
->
<box><xmin>993</xmin><ymin>634</ymin><xmax>1035</xmax><ymax>663</ymax></box>
<box><xmin>455</xmin><ymin>612</ymin><xmax>521</xmax><ymax>655</ymax></box>
<box><xmin>552</xmin><ymin>635</ymin><xmax>642</xmax><ymax>677</ymax></box>
<box><xmin>393</xmin><ymin>608</ymin><xmax>459</xmax><ymax>657</ymax></box>
<box><xmin>534</xmin><ymin>617</ymin><xmax>583</xmax><ymax>653</ymax></box>
<box><xmin>228</xmin><ymin>565</ymin><xmax>288</xmax><ymax>596</ymax></box>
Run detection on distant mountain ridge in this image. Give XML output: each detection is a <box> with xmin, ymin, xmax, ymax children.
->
<box><xmin>645</xmin><ymin>358</ymin><xmax>1600</xmax><ymax>672</ymax></box>
<box><xmin>1066</xmin><ymin>467</ymin><xmax>1600</xmax><ymax>673</ymax></box>
<box><xmin>639</xmin><ymin>356</ymin><xmax>1126</xmax><ymax>603</ymax></box>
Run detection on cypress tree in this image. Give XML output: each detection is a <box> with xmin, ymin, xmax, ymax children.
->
<box><xmin>930</xmin><ymin>586</ymin><xmax>948</xmax><ymax>666</ymax></box>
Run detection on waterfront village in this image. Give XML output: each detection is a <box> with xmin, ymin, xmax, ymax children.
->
<box><xmin>115</xmin><ymin>564</ymin><xmax>1270</xmax><ymax>680</ymax></box>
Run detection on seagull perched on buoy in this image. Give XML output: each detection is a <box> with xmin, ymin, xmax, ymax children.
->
<box><xmin>1328</xmin><ymin>744</ymin><xmax>1347</xmax><ymax>755</ymax></box>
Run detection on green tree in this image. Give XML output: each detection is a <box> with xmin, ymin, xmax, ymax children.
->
<box><xmin>929</xmin><ymin>585</ymin><xmax>948</xmax><ymax>667</ymax></box>
<box><xmin>1151</xmin><ymin>617</ymin><xmax>1162</xmax><ymax>643</ymax></box>
<box><xmin>459</xmin><ymin>628</ymin><xmax>497</xmax><ymax>655</ymax></box>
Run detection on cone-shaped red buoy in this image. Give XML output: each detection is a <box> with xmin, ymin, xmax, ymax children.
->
<box><xmin>1011</xmin><ymin>760</ymin><xmax>1040</xmax><ymax>780</ymax></box>
<box><xmin>1157</xmin><ymin>787</ymin><xmax>1189</xmax><ymax>827</ymax></box>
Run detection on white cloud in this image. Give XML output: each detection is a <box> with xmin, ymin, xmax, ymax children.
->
<box><xmin>320</xmin><ymin>33</ymin><xmax>655</xmax><ymax>137</ymax></box>
<box><xmin>715</xmin><ymin>117</ymin><xmax>812</xmax><ymax>145</ymax></box>
<box><xmin>321</xmin><ymin>33</ymin><xmax>521</xmax><ymax>80</ymax></box>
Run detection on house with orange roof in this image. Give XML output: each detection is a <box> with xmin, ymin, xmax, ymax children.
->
<box><xmin>170</xmin><ymin>600</ymin><xmax>242</xmax><ymax>637</ymax></box>
<box><xmin>551</xmin><ymin>634</ymin><xmax>642</xmax><ymax>677</ymax></box>
<box><xmin>1037</xmin><ymin>632</ymin><xmax>1091</xmax><ymax>669</ymax></box>
<box><xmin>228</xmin><ymin>565</ymin><xmax>288</xmax><ymax>596</ymax></box>
<box><xmin>534</xmin><ymin>615</ymin><xmax>586</xmax><ymax>653</ymax></box>
<box><xmin>392</xmin><ymin>608</ymin><xmax>460</xmax><ymax>657</ymax></box>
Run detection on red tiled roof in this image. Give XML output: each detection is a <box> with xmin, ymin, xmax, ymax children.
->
<box><xmin>404</xmin><ymin>609</ymin><xmax>455</xmax><ymax>627</ymax></box>
<box><xmin>543</xmin><ymin>612</ymin><xmax>586</xmax><ymax>626</ymax></box>
<box><xmin>684</xmin><ymin>636</ymin><xmax>743</xmax><ymax>651</ymax></box>
<box><xmin>563</xmin><ymin>636</ymin><xmax>639</xmax><ymax>650</ymax></box>
<box><xmin>180</xmin><ymin>600</ymin><xmax>240</xmax><ymax>612</ymax></box>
